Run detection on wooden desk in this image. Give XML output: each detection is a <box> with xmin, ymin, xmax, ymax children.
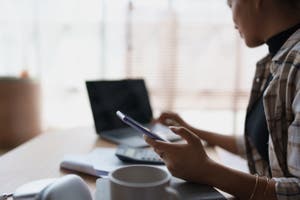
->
<box><xmin>0</xmin><ymin>127</ymin><xmax>231</xmax><ymax>199</ymax></box>
<box><xmin>0</xmin><ymin>127</ymin><xmax>113</xmax><ymax>195</ymax></box>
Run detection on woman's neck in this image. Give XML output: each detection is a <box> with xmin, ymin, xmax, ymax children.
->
<box><xmin>266</xmin><ymin>23</ymin><xmax>300</xmax><ymax>56</ymax></box>
<box><xmin>261</xmin><ymin>5</ymin><xmax>300</xmax><ymax>42</ymax></box>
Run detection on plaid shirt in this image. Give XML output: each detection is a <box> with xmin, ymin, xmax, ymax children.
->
<box><xmin>236</xmin><ymin>28</ymin><xmax>300</xmax><ymax>200</ymax></box>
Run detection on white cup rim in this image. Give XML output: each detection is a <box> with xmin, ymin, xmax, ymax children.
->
<box><xmin>109</xmin><ymin>165</ymin><xmax>170</xmax><ymax>188</ymax></box>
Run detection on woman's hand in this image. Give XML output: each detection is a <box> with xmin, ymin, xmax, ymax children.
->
<box><xmin>145</xmin><ymin>126</ymin><xmax>215</xmax><ymax>184</ymax></box>
<box><xmin>154</xmin><ymin>111</ymin><xmax>189</xmax><ymax>128</ymax></box>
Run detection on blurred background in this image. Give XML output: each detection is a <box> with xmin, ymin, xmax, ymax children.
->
<box><xmin>0</xmin><ymin>0</ymin><xmax>267</xmax><ymax>149</ymax></box>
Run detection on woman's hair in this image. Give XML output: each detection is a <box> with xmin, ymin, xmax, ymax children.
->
<box><xmin>279</xmin><ymin>0</ymin><xmax>300</xmax><ymax>9</ymax></box>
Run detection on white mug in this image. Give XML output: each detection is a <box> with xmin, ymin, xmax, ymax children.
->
<box><xmin>108</xmin><ymin>165</ymin><xmax>179</xmax><ymax>200</ymax></box>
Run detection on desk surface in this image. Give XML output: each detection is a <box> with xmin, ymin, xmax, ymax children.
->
<box><xmin>0</xmin><ymin>127</ymin><xmax>230</xmax><ymax>199</ymax></box>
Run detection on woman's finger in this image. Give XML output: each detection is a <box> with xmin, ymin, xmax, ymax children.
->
<box><xmin>155</xmin><ymin>113</ymin><xmax>170</xmax><ymax>124</ymax></box>
<box><xmin>153</xmin><ymin>148</ymin><xmax>165</xmax><ymax>158</ymax></box>
<box><xmin>170</xmin><ymin>126</ymin><xmax>199</xmax><ymax>145</ymax></box>
<box><xmin>154</xmin><ymin>112</ymin><xmax>177</xmax><ymax>125</ymax></box>
<box><xmin>144</xmin><ymin>135</ymin><xmax>177</xmax><ymax>151</ymax></box>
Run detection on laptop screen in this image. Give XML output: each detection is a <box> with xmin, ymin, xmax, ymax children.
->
<box><xmin>86</xmin><ymin>79</ymin><xmax>153</xmax><ymax>133</ymax></box>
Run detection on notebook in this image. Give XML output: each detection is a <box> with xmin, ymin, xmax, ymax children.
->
<box><xmin>60</xmin><ymin>148</ymin><xmax>226</xmax><ymax>200</ymax></box>
<box><xmin>96</xmin><ymin>178</ymin><xmax>226</xmax><ymax>200</ymax></box>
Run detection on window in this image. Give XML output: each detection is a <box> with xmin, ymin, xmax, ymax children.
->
<box><xmin>0</xmin><ymin>0</ymin><xmax>267</xmax><ymax>135</ymax></box>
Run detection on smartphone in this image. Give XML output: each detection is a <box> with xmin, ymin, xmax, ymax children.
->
<box><xmin>116</xmin><ymin>111</ymin><xmax>169</xmax><ymax>142</ymax></box>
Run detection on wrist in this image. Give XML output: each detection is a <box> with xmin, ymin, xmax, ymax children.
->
<box><xmin>201</xmin><ymin>163</ymin><xmax>274</xmax><ymax>200</ymax></box>
<box><xmin>199</xmin><ymin>158</ymin><xmax>218</xmax><ymax>184</ymax></box>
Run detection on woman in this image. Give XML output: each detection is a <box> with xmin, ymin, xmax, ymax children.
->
<box><xmin>145</xmin><ymin>0</ymin><xmax>300</xmax><ymax>199</ymax></box>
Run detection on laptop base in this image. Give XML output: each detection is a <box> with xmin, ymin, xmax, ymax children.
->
<box><xmin>100</xmin><ymin>131</ymin><xmax>148</xmax><ymax>148</ymax></box>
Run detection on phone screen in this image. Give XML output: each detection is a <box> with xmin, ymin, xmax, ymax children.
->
<box><xmin>116</xmin><ymin>111</ymin><xmax>169</xmax><ymax>142</ymax></box>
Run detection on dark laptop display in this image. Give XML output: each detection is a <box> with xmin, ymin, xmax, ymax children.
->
<box><xmin>86</xmin><ymin>79</ymin><xmax>180</xmax><ymax>147</ymax></box>
<box><xmin>86</xmin><ymin>79</ymin><xmax>153</xmax><ymax>133</ymax></box>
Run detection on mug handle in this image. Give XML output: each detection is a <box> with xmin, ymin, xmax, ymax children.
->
<box><xmin>165</xmin><ymin>186</ymin><xmax>180</xmax><ymax>200</ymax></box>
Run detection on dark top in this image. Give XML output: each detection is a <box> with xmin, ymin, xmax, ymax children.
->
<box><xmin>246</xmin><ymin>74</ymin><xmax>272</xmax><ymax>162</ymax></box>
<box><xmin>246</xmin><ymin>23</ymin><xmax>300</xmax><ymax>163</ymax></box>
<box><xmin>266</xmin><ymin>23</ymin><xmax>300</xmax><ymax>57</ymax></box>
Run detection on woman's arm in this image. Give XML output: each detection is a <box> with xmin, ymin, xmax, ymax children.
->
<box><xmin>270</xmin><ymin>69</ymin><xmax>300</xmax><ymax>200</ymax></box>
<box><xmin>187</xmin><ymin>127</ymin><xmax>240</xmax><ymax>155</ymax></box>
<box><xmin>208</xmin><ymin>160</ymin><xmax>277</xmax><ymax>200</ymax></box>
<box><xmin>145</xmin><ymin>127</ymin><xmax>277</xmax><ymax>200</ymax></box>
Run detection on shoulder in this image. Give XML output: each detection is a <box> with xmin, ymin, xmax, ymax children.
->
<box><xmin>285</xmin><ymin>40</ymin><xmax>300</xmax><ymax>66</ymax></box>
<box><xmin>275</xmin><ymin>40</ymin><xmax>300</xmax><ymax>86</ymax></box>
<box><xmin>273</xmin><ymin>29</ymin><xmax>300</xmax><ymax>68</ymax></box>
<box><xmin>285</xmin><ymin>41</ymin><xmax>300</xmax><ymax>88</ymax></box>
<box><xmin>281</xmin><ymin>29</ymin><xmax>300</xmax><ymax>66</ymax></box>
<box><xmin>268</xmin><ymin>40</ymin><xmax>300</xmax><ymax>103</ymax></box>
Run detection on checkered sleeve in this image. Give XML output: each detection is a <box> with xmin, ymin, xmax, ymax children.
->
<box><xmin>274</xmin><ymin>57</ymin><xmax>300</xmax><ymax>200</ymax></box>
<box><xmin>273</xmin><ymin>178</ymin><xmax>300</xmax><ymax>200</ymax></box>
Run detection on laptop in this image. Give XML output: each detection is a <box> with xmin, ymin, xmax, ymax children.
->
<box><xmin>86</xmin><ymin>79</ymin><xmax>180</xmax><ymax>147</ymax></box>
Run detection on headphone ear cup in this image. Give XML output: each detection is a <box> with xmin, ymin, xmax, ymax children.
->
<box><xmin>36</xmin><ymin>175</ymin><xmax>92</xmax><ymax>200</ymax></box>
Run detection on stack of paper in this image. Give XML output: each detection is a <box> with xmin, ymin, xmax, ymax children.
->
<box><xmin>61</xmin><ymin>147</ymin><xmax>226</xmax><ymax>200</ymax></box>
<box><xmin>60</xmin><ymin>148</ymin><xmax>126</xmax><ymax>177</ymax></box>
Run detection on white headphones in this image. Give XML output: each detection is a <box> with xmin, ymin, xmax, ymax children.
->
<box><xmin>0</xmin><ymin>175</ymin><xmax>92</xmax><ymax>200</ymax></box>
